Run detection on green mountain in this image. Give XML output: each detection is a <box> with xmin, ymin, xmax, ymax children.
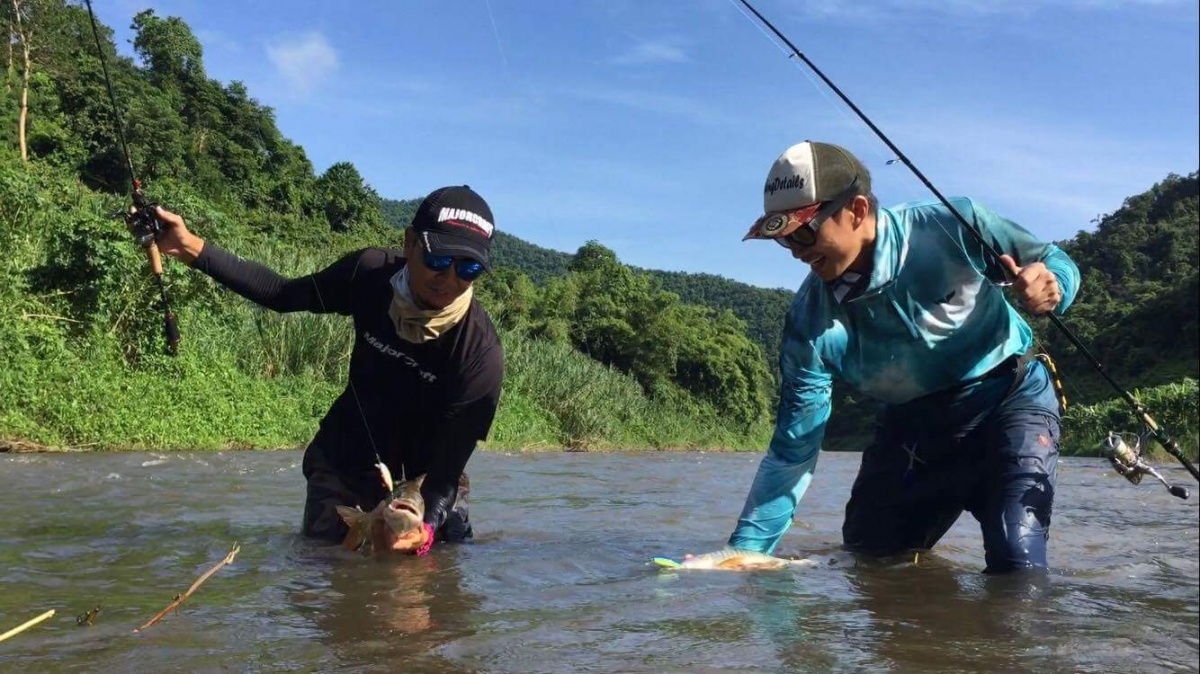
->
<box><xmin>1038</xmin><ymin>171</ymin><xmax>1199</xmax><ymax>402</ymax></box>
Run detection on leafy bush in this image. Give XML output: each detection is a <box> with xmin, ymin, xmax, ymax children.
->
<box><xmin>1061</xmin><ymin>378</ymin><xmax>1198</xmax><ymax>459</ymax></box>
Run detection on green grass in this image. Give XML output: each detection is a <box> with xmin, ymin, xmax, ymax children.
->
<box><xmin>1060</xmin><ymin>378</ymin><xmax>1198</xmax><ymax>460</ymax></box>
<box><xmin>0</xmin><ymin>321</ymin><xmax>771</xmax><ymax>451</ymax></box>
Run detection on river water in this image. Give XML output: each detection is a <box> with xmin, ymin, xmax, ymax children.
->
<box><xmin>0</xmin><ymin>450</ymin><xmax>1196</xmax><ymax>673</ymax></box>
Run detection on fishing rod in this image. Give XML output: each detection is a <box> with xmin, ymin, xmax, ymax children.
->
<box><xmin>84</xmin><ymin>0</ymin><xmax>180</xmax><ymax>355</ymax></box>
<box><xmin>734</xmin><ymin>0</ymin><xmax>1197</xmax><ymax>494</ymax></box>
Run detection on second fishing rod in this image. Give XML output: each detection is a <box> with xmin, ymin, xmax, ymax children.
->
<box><xmin>735</xmin><ymin>0</ymin><xmax>1198</xmax><ymax>488</ymax></box>
<box><xmin>84</xmin><ymin>0</ymin><xmax>180</xmax><ymax>356</ymax></box>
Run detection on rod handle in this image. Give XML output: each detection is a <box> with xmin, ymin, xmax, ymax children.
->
<box><xmin>145</xmin><ymin>240</ymin><xmax>164</xmax><ymax>276</ymax></box>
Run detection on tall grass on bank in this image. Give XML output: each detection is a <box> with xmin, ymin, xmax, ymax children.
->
<box><xmin>0</xmin><ymin>197</ymin><xmax>770</xmax><ymax>450</ymax></box>
<box><xmin>0</xmin><ymin>329</ymin><xmax>341</xmax><ymax>450</ymax></box>
<box><xmin>219</xmin><ymin>242</ymin><xmax>358</xmax><ymax>382</ymax></box>
<box><xmin>492</xmin><ymin>328</ymin><xmax>772</xmax><ymax>450</ymax></box>
<box><xmin>0</xmin><ymin>319</ymin><xmax>771</xmax><ymax>451</ymax></box>
<box><xmin>1060</xmin><ymin>378</ymin><xmax>1199</xmax><ymax>460</ymax></box>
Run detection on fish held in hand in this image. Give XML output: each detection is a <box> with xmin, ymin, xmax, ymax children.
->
<box><xmin>336</xmin><ymin>473</ymin><xmax>426</xmax><ymax>554</ymax></box>
<box><xmin>653</xmin><ymin>549</ymin><xmax>817</xmax><ymax>571</ymax></box>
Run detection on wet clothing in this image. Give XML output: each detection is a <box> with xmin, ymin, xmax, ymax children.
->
<box><xmin>842</xmin><ymin>354</ymin><xmax>1061</xmax><ymax>572</ymax></box>
<box><xmin>192</xmin><ymin>244</ymin><xmax>502</xmax><ymax>539</ymax></box>
<box><xmin>729</xmin><ymin>197</ymin><xmax>1079</xmax><ymax>571</ymax></box>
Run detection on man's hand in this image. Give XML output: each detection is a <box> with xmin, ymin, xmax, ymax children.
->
<box><xmin>152</xmin><ymin>206</ymin><xmax>205</xmax><ymax>265</ymax></box>
<box><xmin>999</xmin><ymin>254</ymin><xmax>1061</xmax><ymax>315</ymax></box>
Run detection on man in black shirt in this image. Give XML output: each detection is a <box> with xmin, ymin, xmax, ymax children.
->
<box><xmin>153</xmin><ymin>186</ymin><xmax>504</xmax><ymax>554</ymax></box>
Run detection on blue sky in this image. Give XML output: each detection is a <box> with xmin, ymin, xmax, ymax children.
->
<box><xmin>93</xmin><ymin>0</ymin><xmax>1199</xmax><ymax>290</ymax></box>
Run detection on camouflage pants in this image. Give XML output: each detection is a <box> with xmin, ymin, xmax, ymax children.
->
<box><xmin>300</xmin><ymin>441</ymin><xmax>473</xmax><ymax>544</ymax></box>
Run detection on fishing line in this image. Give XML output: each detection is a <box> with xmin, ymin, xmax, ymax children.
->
<box><xmin>730</xmin><ymin>0</ymin><xmax>1198</xmax><ymax>489</ymax></box>
<box><xmin>724</xmin><ymin>0</ymin><xmax>991</xmax><ymax>286</ymax></box>
<box><xmin>725</xmin><ymin>0</ymin><xmax>915</xmax><ymax>189</ymax></box>
<box><xmin>308</xmin><ymin>276</ymin><xmax>386</xmax><ymax>471</ymax></box>
<box><xmin>483</xmin><ymin>0</ymin><xmax>511</xmax><ymax>78</ymax></box>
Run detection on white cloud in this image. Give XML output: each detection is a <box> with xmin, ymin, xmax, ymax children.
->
<box><xmin>266</xmin><ymin>32</ymin><xmax>339</xmax><ymax>97</ymax></box>
<box><xmin>610</xmin><ymin>39</ymin><xmax>690</xmax><ymax>66</ymax></box>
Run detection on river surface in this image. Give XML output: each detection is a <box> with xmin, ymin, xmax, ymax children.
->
<box><xmin>0</xmin><ymin>450</ymin><xmax>1196</xmax><ymax>673</ymax></box>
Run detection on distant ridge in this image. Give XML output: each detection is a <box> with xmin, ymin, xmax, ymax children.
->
<box><xmin>381</xmin><ymin>198</ymin><xmax>795</xmax><ymax>359</ymax></box>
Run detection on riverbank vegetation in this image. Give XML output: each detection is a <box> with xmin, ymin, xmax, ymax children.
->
<box><xmin>0</xmin><ymin>3</ymin><xmax>1195</xmax><ymax>459</ymax></box>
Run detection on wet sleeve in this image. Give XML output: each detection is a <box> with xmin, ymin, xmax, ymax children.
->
<box><xmin>960</xmin><ymin>198</ymin><xmax>1081</xmax><ymax>315</ymax></box>
<box><xmin>420</xmin><ymin>342</ymin><xmax>504</xmax><ymax>530</ymax></box>
<box><xmin>191</xmin><ymin>243</ymin><xmax>386</xmax><ymax>315</ymax></box>
<box><xmin>727</xmin><ymin>312</ymin><xmax>833</xmax><ymax>554</ymax></box>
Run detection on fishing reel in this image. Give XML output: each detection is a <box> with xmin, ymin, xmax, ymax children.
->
<box><xmin>1102</xmin><ymin>431</ymin><xmax>1189</xmax><ymax>500</ymax></box>
<box><xmin>113</xmin><ymin>185</ymin><xmax>162</xmax><ymax>248</ymax></box>
<box><xmin>106</xmin><ymin>181</ymin><xmax>180</xmax><ymax>354</ymax></box>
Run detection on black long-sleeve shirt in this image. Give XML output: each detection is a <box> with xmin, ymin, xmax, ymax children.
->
<box><xmin>192</xmin><ymin>243</ymin><xmax>503</xmax><ymax>529</ymax></box>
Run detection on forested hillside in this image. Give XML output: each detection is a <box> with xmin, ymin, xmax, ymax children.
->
<box><xmin>0</xmin><ymin>3</ymin><xmax>773</xmax><ymax>450</ymax></box>
<box><xmin>1038</xmin><ymin>172</ymin><xmax>1199</xmax><ymax>402</ymax></box>
<box><xmin>0</xmin><ymin>3</ymin><xmax>1193</xmax><ymax>457</ymax></box>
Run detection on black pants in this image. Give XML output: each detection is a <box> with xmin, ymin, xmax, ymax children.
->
<box><xmin>300</xmin><ymin>441</ymin><xmax>473</xmax><ymax>544</ymax></box>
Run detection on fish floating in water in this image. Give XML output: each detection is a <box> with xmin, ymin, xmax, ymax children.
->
<box><xmin>336</xmin><ymin>465</ymin><xmax>426</xmax><ymax>554</ymax></box>
<box><xmin>653</xmin><ymin>549</ymin><xmax>820</xmax><ymax>571</ymax></box>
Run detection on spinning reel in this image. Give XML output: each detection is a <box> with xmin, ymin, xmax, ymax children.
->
<box><xmin>1103</xmin><ymin>431</ymin><xmax>1189</xmax><ymax>500</ymax></box>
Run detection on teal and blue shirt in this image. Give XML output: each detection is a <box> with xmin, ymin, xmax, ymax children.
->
<box><xmin>728</xmin><ymin>197</ymin><xmax>1081</xmax><ymax>553</ymax></box>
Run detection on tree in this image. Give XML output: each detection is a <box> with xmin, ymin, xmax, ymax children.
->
<box><xmin>4</xmin><ymin>0</ymin><xmax>67</xmax><ymax>161</ymax></box>
<box><xmin>553</xmin><ymin>241</ymin><xmax>773</xmax><ymax>425</ymax></box>
<box><xmin>474</xmin><ymin>267</ymin><xmax>537</xmax><ymax>332</ymax></box>
<box><xmin>315</xmin><ymin>161</ymin><xmax>382</xmax><ymax>231</ymax></box>
<box><xmin>568</xmin><ymin>239</ymin><xmax>620</xmax><ymax>275</ymax></box>
<box><xmin>131</xmin><ymin>10</ymin><xmax>205</xmax><ymax>96</ymax></box>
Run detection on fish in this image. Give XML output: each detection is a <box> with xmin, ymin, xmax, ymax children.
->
<box><xmin>336</xmin><ymin>468</ymin><xmax>426</xmax><ymax>554</ymax></box>
<box><xmin>653</xmin><ymin>549</ymin><xmax>819</xmax><ymax>571</ymax></box>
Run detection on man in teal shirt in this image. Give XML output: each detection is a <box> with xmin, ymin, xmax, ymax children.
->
<box><xmin>735</xmin><ymin>140</ymin><xmax>1079</xmax><ymax>572</ymax></box>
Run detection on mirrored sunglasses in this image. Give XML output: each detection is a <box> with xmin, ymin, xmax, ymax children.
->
<box><xmin>421</xmin><ymin>250</ymin><xmax>486</xmax><ymax>281</ymax></box>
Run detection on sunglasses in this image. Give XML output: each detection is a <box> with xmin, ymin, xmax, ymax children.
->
<box><xmin>753</xmin><ymin>176</ymin><xmax>861</xmax><ymax>249</ymax></box>
<box><xmin>764</xmin><ymin>206</ymin><xmax>829</xmax><ymax>249</ymax></box>
<box><xmin>417</xmin><ymin>233</ymin><xmax>486</xmax><ymax>281</ymax></box>
<box><xmin>422</xmin><ymin>250</ymin><xmax>485</xmax><ymax>281</ymax></box>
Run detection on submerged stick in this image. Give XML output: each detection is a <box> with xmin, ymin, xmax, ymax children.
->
<box><xmin>135</xmin><ymin>543</ymin><xmax>241</xmax><ymax>632</ymax></box>
<box><xmin>0</xmin><ymin>609</ymin><xmax>56</xmax><ymax>643</ymax></box>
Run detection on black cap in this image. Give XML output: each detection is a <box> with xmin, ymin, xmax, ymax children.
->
<box><xmin>410</xmin><ymin>185</ymin><xmax>495</xmax><ymax>268</ymax></box>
